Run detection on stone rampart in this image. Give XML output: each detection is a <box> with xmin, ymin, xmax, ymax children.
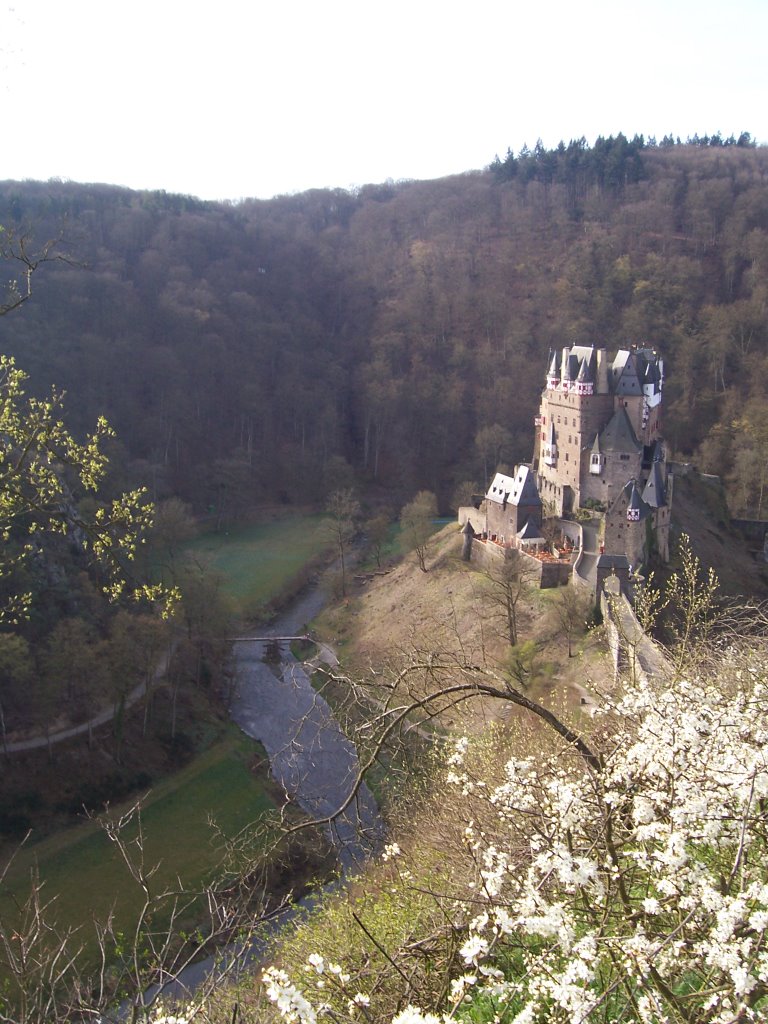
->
<box><xmin>458</xmin><ymin>506</ymin><xmax>484</xmax><ymax>531</ymax></box>
<box><xmin>540</xmin><ymin>560</ymin><xmax>572</xmax><ymax>587</ymax></box>
<box><xmin>468</xmin><ymin>536</ymin><xmax>573</xmax><ymax>588</ymax></box>
<box><xmin>601</xmin><ymin>576</ymin><xmax>670</xmax><ymax>684</ymax></box>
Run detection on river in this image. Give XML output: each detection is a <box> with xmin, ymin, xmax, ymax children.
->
<box><xmin>139</xmin><ymin>580</ymin><xmax>383</xmax><ymax>1007</ymax></box>
<box><xmin>229</xmin><ymin>584</ymin><xmax>381</xmax><ymax>871</ymax></box>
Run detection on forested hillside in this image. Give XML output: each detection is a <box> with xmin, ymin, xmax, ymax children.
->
<box><xmin>1</xmin><ymin>137</ymin><xmax>767</xmax><ymax>516</ymax></box>
<box><xmin>3</xmin><ymin>135</ymin><xmax>768</xmax><ymax>1023</ymax></box>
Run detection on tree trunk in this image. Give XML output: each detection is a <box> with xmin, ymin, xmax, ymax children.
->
<box><xmin>0</xmin><ymin>699</ymin><xmax>7</xmax><ymax>757</ymax></box>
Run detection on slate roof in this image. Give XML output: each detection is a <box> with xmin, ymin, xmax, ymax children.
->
<box><xmin>625</xmin><ymin>479</ymin><xmax>652</xmax><ymax>521</ymax></box>
<box><xmin>612</xmin><ymin>350</ymin><xmax>644</xmax><ymax>396</ymax></box>
<box><xmin>577</xmin><ymin>357</ymin><xmax>593</xmax><ymax>383</ymax></box>
<box><xmin>486</xmin><ymin>472</ymin><xmax>511</xmax><ymax>505</ymax></box>
<box><xmin>645</xmin><ymin>360</ymin><xmax>660</xmax><ymax>387</ymax></box>
<box><xmin>517</xmin><ymin>517</ymin><xmax>544</xmax><ymax>540</ymax></box>
<box><xmin>599</xmin><ymin>406</ymin><xmax>643</xmax><ymax>454</ymax></box>
<box><xmin>570</xmin><ymin>344</ymin><xmax>597</xmax><ymax>371</ymax></box>
<box><xmin>552</xmin><ymin>345</ymin><xmax>597</xmax><ymax>385</ymax></box>
<box><xmin>486</xmin><ymin>466</ymin><xmax>542</xmax><ymax>507</ymax></box>
<box><xmin>642</xmin><ymin>460</ymin><xmax>667</xmax><ymax>508</ymax></box>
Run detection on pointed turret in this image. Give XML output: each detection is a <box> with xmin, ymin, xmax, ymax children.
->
<box><xmin>625</xmin><ymin>480</ymin><xmax>650</xmax><ymax>522</ymax></box>
<box><xmin>589</xmin><ymin>432</ymin><xmax>604</xmax><ymax>475</ymax></box>
<box><xmin>575</xmin><ymin>356</ymin><xmax>595</xmax><ymax>396</ymax></box>
<box><xmin>461</xmin><ymin>519</ymin><xmax>476</xmax><ymax>561</ymax></box>
<box><xmin>642</xmin><ymin>460</ymin><xmax>667</xmax><ymax>508</ymax></box>
<box><xmin>560</xmin><ymin>348</ymin><xmax>573</xmax><ymax>391</ymax></box>
<box><xmin>546</xmin><ymin>350</ymin><xmax>560</xmax><ymax>390</ymax></box>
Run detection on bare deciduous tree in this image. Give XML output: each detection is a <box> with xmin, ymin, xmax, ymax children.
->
<box><xmin>325</xmin><ymin>489</ymin><xmax>361</xmax><ymax>597</ymax></box>
<box><xmin>478</xmin><ymin>549</ymin><xmax>539</xmax><ymax>646</ymax></box>
<box><xmin>400</xmin><ymin>492</ymin><xmax>437</xmax><ymax>573</ymax></box>
<box><xmin>364</xmin><ymin>512</ymin><xmax>391</xmax><ymax>569</ymax></box>
<box><xmin>551</xmin><ymin>583</ymin><xmax>590</xmax><ymax>657</ymax></box>
<box><xmin>0</xmin><ymin>800</ymin><xmax>296</xmax><ymax>1024</ymax></box>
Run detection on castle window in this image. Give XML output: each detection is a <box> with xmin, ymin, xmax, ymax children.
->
<box><xmin>572</xmin><ymin>418</ymin><xmax>576</xmax><ymax>426</ymax></box>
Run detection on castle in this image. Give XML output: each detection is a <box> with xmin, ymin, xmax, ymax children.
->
<box><xmin>477</xmin><ymin>345</ymin><xmax>672</xmax><ymax>590</ymax></box>
<box><xmin>535</xmin><ymin>344</ymin><xmax>672</xmax><ymax>570</ymax></box>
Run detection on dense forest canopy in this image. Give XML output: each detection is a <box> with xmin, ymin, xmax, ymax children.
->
<box><xmin>0</xmin><ymin>136</ymin><xmax>767</xmax><ymax>519</ymax></box>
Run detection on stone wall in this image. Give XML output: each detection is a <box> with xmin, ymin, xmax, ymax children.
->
<box><xmin>469</xmin><ymin>536</ymin><xmax>514</xmax><ymax>573</ymax></box>
<box><xmin>468</xmin><ymin>536</ymin><xmax>572</xmax><ymax>589</ymax></box>
<box><xmin>540</xmin><ymin>560</ymin><xmax>572</xmax><ymax>587</ymax></box>
<box><xmin>601</xmin><ymin>576</ymin><xmax>670</xmax><ymax>684</ymax></box>
<box><xmin>458</xmin><ymin>506</ymin><xmax>484</xmax><ymax>532</ymax></box>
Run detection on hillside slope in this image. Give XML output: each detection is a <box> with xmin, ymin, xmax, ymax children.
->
<box><xmin>317</xmin><ymin>526</ymin><xmax>615</xmax><ymax>734</ymax></box>
<box><xmin>669</xmin><ymin>468</ymin><xmax>768</xmax><ymax>598</ymax></box>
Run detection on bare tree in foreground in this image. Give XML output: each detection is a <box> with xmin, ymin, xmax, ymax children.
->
<box><xmin>0</xmin><ymin>800</ymin><xmax>313</xmax><ymax>1024</ymax></box>
<box><xmin>399</xmin><ymin>492</ymin><xmax>438</xmax><ymax>573</ymax></box>
<box><xmin>478</xmin><ymin>549</ymin><xmax>539</xmax><ymax>647</ymax></box>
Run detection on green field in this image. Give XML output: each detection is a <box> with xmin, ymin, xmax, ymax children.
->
<box><xmin>1</xmin><ymin>514</ymin><xmax>336</xmax><ymax>974</ymax></box>
<box><xmin>1</xmin><ymin>728</ymin><xmax>274</xmax><ymax>960</ymax></box>
<box><xmin>185</xmin><ymin>515</ymin><xmax>334</xmax><ymax>613</ymax></box>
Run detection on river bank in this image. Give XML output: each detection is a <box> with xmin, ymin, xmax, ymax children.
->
<box><xmin>230</xmin><ymin>583</ymin><xmax>381</xmax><ymax>872</ymax></box>
<box><xmin>134</xmin><ymin>577</ymin><xmax>384</xmax><ymax>1009</ymax></box>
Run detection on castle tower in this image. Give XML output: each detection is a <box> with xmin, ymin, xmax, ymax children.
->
<box><xmin>536</xmin><ymin>344</ymin><xmax>613</xmax><ymax>515</ymax></box>
<box><xmin>534</xmin><ymin>343</ymin><xmax>671</xmax><ymax>572</ymax></box>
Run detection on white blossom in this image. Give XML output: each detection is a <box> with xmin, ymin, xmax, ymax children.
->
<box><xmin>264</xmin><ymin>967</ymin><xmax>317</xmax><ymax>1024</ymax></box>
<box><xmin>391</xmin><ymin>1007</ymin><xmax>443</xmax><ymax>1024</ymax></box>
<box><xmin>264</xmin><ymin>646</ymin><xmax>768</xmax><ymax>1024</ymax></box>
<box><xmin>459</xmin><ymin>934</ymin><xmax>489</xmax><ymax>964</ymax></box>
<box><xmin>307</xmin><ymin>952</ymin><xmax>325</xmax><ymax>974</ymax></box>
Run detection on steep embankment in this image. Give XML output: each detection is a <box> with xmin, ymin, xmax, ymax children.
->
<box><xmin>669</xmin><ymin>468</ymin><xmax>768</xmax><ymax>598</ymax></box>
<box><xmin>316</xmin><ymin>526</ymin><xmax>615</xmax><ymax>733</ymax></box>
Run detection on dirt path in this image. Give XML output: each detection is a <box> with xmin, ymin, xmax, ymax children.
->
<box><xmin>3</xmin><ymin>646</ymin><xmax>174</xmax><ymax>754</ymax></box>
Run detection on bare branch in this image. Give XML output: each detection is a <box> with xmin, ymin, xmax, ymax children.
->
<box><xmin>0</xmin><ymin>228</ymin><xmax>72</xmax><ymax>317</ymax></box>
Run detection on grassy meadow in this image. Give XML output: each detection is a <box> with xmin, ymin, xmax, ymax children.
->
<box><xmin>0</xmin><ymin>728</ymin><xmax>274</xmax><ymax>962</ymax></box>
<box><xmin>1</xmin><ymin>512</ymin><xmax>337</xmax><ymax>970</ymax></box>
<box><xmin>184</xmin><ymin>514</ymin><xmax>335</xmax><ymax>617</ymax></box>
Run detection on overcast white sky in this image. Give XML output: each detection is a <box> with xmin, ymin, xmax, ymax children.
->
<box><xmin>0</xmin><ymin>0</ymin><xmax>765</xmax><ymax>202</ymax></box>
